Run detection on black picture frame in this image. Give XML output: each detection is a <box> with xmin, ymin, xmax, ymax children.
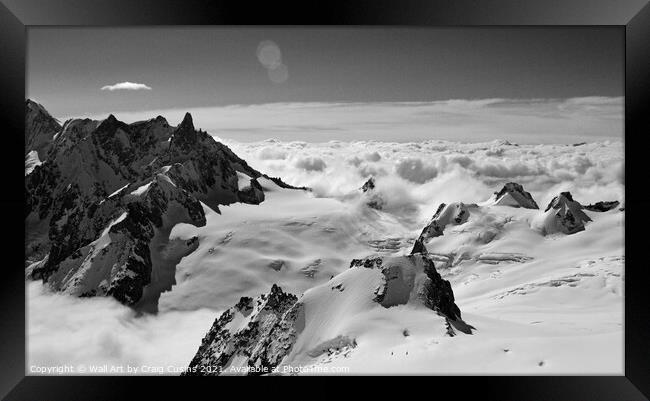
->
<box><xmin>1</xmin><ymin>0</ymin><xmax>649</xmax><ymax>399</ymax></box>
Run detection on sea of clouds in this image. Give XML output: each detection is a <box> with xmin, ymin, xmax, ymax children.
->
<box><xmin>224</xmin><ymin>139</ymin><xmax>624</xmax><ymax>224</ymax></box>
<box><xmin>27</xmin><ymin>282</ymin><xmax>217</xmax><ymax>374</ymax></box>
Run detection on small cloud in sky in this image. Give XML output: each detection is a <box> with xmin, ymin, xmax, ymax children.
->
<box><xmin>101</xmin><ymin>81</ymin><xmax>152</xmax><ymax>91</ymax></box>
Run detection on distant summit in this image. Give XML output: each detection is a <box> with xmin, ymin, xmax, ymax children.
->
<box><xmin>359</xmin><ymin>177</ymin><xmax>384</xmax><ymax>210</ymax></box>
<box><xmin>538</xmin><ymin>191</ymin><xmax>592</xmax><ymax>235</ymax></box>
<box><xmin>25</xmin><ymin>99</ymin><xmax>61</xmax><ymax>161</ymax></box>
<box><xmin>489</xmin><ymin>182</ymin><xmax>539</xmax><ymax>209</ymax></box>
<box><xmin>360</xmin><ymin>177</ymin><xmax>375</xmax><ymax>192</ymax></box>
<box><xmin>411</xmin><ymin>202</ymin><xmax>472</xmax><ymax>255</ymax></box>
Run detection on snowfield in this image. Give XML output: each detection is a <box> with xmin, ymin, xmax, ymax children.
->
<box><xmin>28</xmin><ymin>139</ymin><xmax>623</xmax><ymax>375</ymax></box>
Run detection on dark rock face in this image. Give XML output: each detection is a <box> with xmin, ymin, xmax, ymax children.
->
<box><xmin>584</xmin><ymin>200</ymin><xmax>620</xmax><ymax>212</ymax></box>
<box><xmin>419</xmin><ymin>256</ymin><xmax>462</xmax><ymax>321</ymax></box>
<box><xmin>358</xmin><ymin>254</ymin><xmax>463</xmax><ymax>321</ymax></box>
<box><xmin>360</xmin><ymin>177</ymin><xmax>375</xmax><ymax>192</ymax></box>
<box><xmin>356</xmin><ymin>254</ymin><xmax>473</xmax><ymax>335</ymax></box>
<box><xmin>411</xmin><ymin>238</ymin><xmax>428</xmax><ymax>255</ymax></box>
<box><xmin>24</xmin><ymin>101</ymin><xmax>304</xmax><ymax>308</ymax></box>
<box><xmin>422</xmin><ymin>203</ymin><xmax>447</xmax><ymax>237</ymax></box>
<box><xmin>238</xmin><ymin>178</ymin><xmax>265</xmax><ymax>205</ymax></box>
<box><xmin>544</xmin><ymin>191</ymin><xmax>576</xmax><ymax>211</ymax></box>
<box><xmin>185</xmin><ymin>284</ymin><xmax>300</xmax><ymax>376</ymax></box>
<box><xmin>349</xmin><ymin>257</ymin><xmax>383</xmax><ymax>269</ymax></box>
<box><xmin>25</xmin><ymin>99</ymin><xmax>61</xmax><ymax>160</ymax></box>
<box><xmin>359</xmin><ymin>177</ymin><xmax>384</xmax><ymax>210</ymax></box>
<box><xmin>493</xmin><ymin>182</ymin><xmax>539</xmax><ymax>209</ymax></box>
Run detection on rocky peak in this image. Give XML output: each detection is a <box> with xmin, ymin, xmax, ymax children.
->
<box><xmin>538</xmin><ymin>191</ymin><xmax>592</xmax><ymax>235</ymax></box>
<box><xmin>95</xmin><ymin>114</ymin><xmax>130</xmax><ymax>141</ymax></box>
<box><xmin>128</xmin><ymin>116</ymin><xmax>173</xmax><ymax>145</ymax></box>
<box><xmin>25</xmin><ymin>102</ymin><xmax>306</xmax><ymax>308</ymax></box>
<box><xmin>359</xmin><ymin>177</ymin><xmax>384</xmax><ymax>210</ymax></box>
<box><xmin>104</xmin><ymin>114</ymin><xmax>118</xmax><ymax>124</ymax></box>
<box><xmin>360</xmin><ymin>177</ymin><xmax>375</xmax><ymax>192</ymax></box>
<box><xmin>25</xmin><ymin>99</ymin><xmax>61</xmax><ymax>160</ymax></box>
<box><xmin>360</xmin><ymin>254</ymin><xmax>472</xmax><ymax>334</ymax></box>
<box><xmin>411</xmin><ymin>202</ymin><xmax>471</xmax><ymax>254</ymax></box>
<box><xmin>169</xmin><ymin>113</ymin><xmax>203</xmax><ymax>152</ymax></box>
<box><xmin>492</xmin><ymin>182</ymin><xmax>539</xmax><ymax>209</ymax></box>
<box><xmin>185</xmin><ymin>284</ymin><xmax>301</xmax><ymax>376</ymax></box>
<box><xmin>179</xmin><ymin>112</ymin><xmax>194</xmax><ymax>131</ymax></box>
<box><xmin>545</xmin><ymin>191</ymin><xmax>576</xmax><ymax>212</ymax></box>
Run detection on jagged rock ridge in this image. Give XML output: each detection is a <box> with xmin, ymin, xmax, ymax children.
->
<box><xmin>185</xmin><ymin>284</ymin><xmax>300</xmax><ymax>376</ymax></box>
<box><xmin>25</xmin><ymin>99</ymin><xmax>61</xmax><ymax>160</ymax></box>
<box><xmin>24</xmin><ymin>101</ymin><xmax>305</xmax><ymax>309</ymax></box>
<box><xmin>411</xmin><ymin>202</ymin><xmax>472</xmax><ymax>254</ymax></box>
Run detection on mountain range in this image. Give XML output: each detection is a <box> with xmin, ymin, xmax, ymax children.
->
<box><xmin>25</xmin><ymin>100</ymin><xmax>624</xmax><ymax>374</ymax></box>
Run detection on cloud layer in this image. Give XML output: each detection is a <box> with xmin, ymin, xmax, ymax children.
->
<box><xmin>225</xmin><ymin>138</ymin><xmax>624</xmax><ymax>223</ymax></box>
<box><xmin>79</xmin><ymin>97</ymin><xmax>623</xmax><ymax>144</ymax></box>
<box><xmin>28</xmin><ymin>282</ymin><xmax>215</xmax><ymax>374</ymax></box>
<box><xmin>101</xmin><ymin>82</ymin><xmax>152</xmax><ymax>91</ymax></box>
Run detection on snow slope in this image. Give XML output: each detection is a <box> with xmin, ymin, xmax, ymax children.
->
<box><xmin>160</xmin><ymin>177</ymin><xmax>410</xmax><ymax>312</ymax></box>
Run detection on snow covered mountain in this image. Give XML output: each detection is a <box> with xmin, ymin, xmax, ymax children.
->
<box><xmin>183</xmin><ymin>177</ymin><xmax>622</xmax><ymax>374</ymax></box>
<box><xmin>484</xmin><ymin>182</ymin><xmax>539</xmax><ymax>209</ymax></box>
<box><xmin>185</xmin><ymin>253</ymin><xmax>472</xmax><ymax>375</ymax></box>
<box><xmin>533</xmin><ymin>191</ymin><xmax>592</xmax><ymax>235</ymax></box>
<box><xmin>24</xmin><ymin>101</ymin><xmax>304</xmax><ymax>310</ymax></box>
<box><xmin>25</xmin><ymin>99</ymin><xmax>62</xmax><ymax>174</ymax></box>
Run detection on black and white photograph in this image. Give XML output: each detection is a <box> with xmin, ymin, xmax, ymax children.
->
<box><xmin>24</xmin><ymin>26</ymin><xmax>625</xmax><ymax>376</ymax></box>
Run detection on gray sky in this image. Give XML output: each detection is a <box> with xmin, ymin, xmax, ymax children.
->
<box><xmin>27</xmin><ymin>27</ymin><xmax>623</xmax><ymax>143</ymax></box>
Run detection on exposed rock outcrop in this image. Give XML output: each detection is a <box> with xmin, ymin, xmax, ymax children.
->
<box><xmin>350</xmin><ymin>254</ymin><xmax>467</xmax><ymax>326</ymax></box>
<box><xmin>185</xmin><ymin>284</ymin><xmax>301</xmax><ymax>376</ymax></box>
<box><xmin>410</xmin><ymin>202</ymin><xmax>471</xmax><ymax>254</ymax></box>
<box><xmin>237</xmin><ymin>178</ymin><xmax>265</xmax><ymax>205</ymax></box>
<box><xmin>25</xmin><ymin>99</ymin><xmax>61</xmax><ymax>160</ymax></box>
<box><xmin>584</xmin><ymin>200</ymin><xmax>620</xmax><ymax>212</ymax></box>
<box><xmin>359</xmin><ymin>177</ymin><xmax>384</xmax><ymax>210</ymax></box>
<box><xmin>360</xmin><ymin>177</ymin><xmax>375</xmax><ymax>192</ymax></box>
